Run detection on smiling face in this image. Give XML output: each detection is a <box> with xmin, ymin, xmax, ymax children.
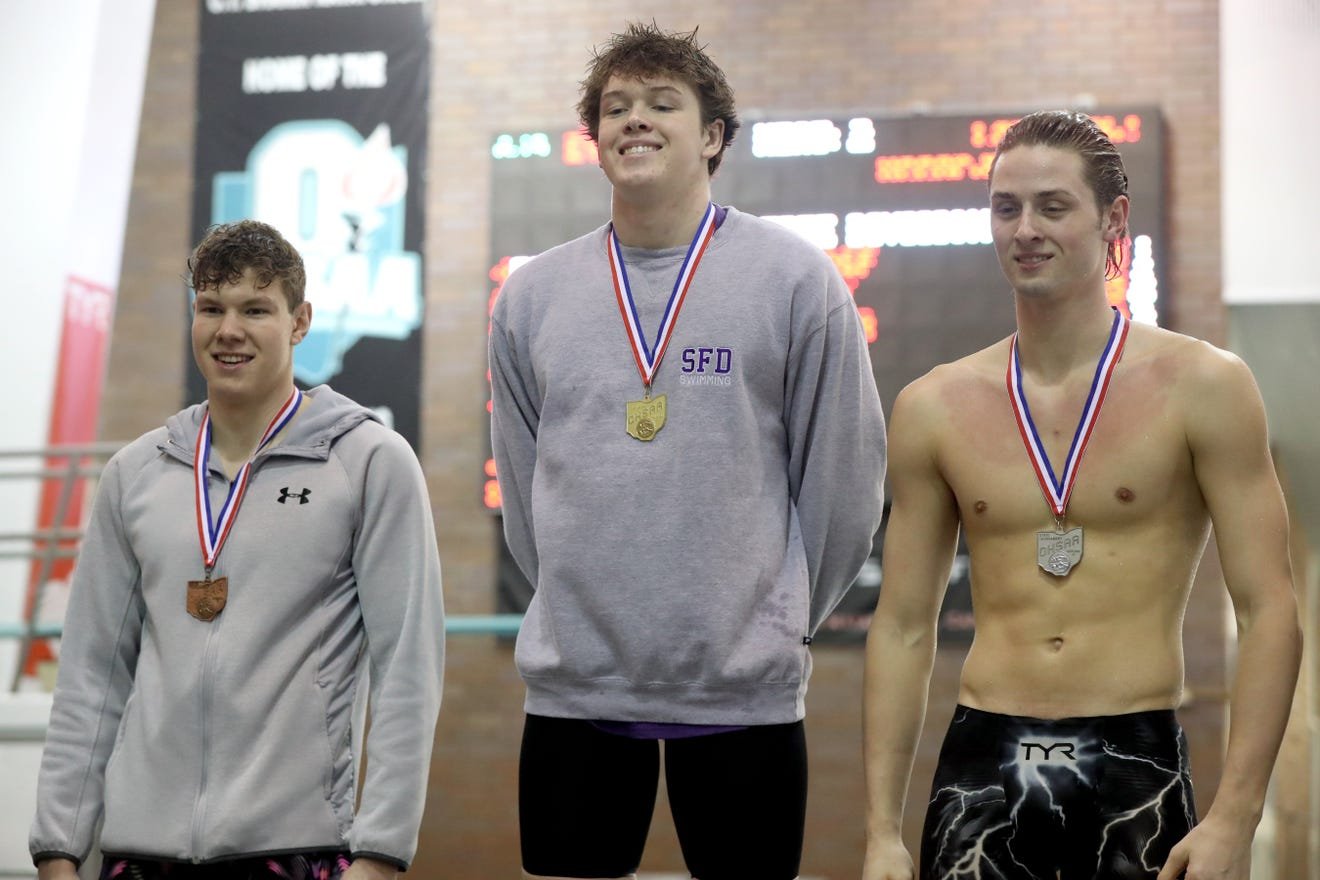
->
<box><xmin>191</xmin><ymin>268</ymin><xmax>311</xmax><ymax>413</ymax></box>
<box><xmin>989</xmin><ymin>144</ymin><xmax>1128</xmax><ymax>301</ymax></box>
<box><xmin>596</xmin><ymin>74</ymin><xmax>724</xmax><ymax>203</ymax></box>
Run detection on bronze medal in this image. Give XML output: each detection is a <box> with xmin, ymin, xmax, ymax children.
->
<box><xmin>192</xmin><ymin>389</ymin><xmax>303</xmax><ymax>622</ymax></box>
<box><xmin>626</xmin><ymin>393</ymin><xmax>667</xmax><ymax>441</ymax></box>
<box><xmin>187</xmin><ymin>576</ymin><xmax>229</xmax><ymax>621</ymax></box>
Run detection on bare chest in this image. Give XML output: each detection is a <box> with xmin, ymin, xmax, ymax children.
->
<box><xmin>937</xmin><ymin>369</ymin><xmax>1196</xmax><ymax>534</ymax></box>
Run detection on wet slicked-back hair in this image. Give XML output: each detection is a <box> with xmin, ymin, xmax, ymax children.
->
<box><xmin>187</xmin><ymin>219</ymin><xmax>306</xmax><ymax>309</ymax></box>
<box><xmin>991</xmin><ymin>110</ymin><xmax>1130</xmax><ymax>279</ymax></box>
<box><xmin>577</xmin><ymin>22</ymin><xmax>740</xmax><ymax>176</ymax></box>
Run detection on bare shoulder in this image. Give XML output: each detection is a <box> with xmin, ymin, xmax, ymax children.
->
<box><xmin>895</xmin><ymin>337</ymin><xmax>1011</xmax><ymax>414</ymax></box>
<box><xmin>1125</xmin><ymin>322</ymin><xmax>1258</xmax><ymax>399</ymax></box>
<box><xmin>889</xmin><ymin>339</ymin><xmax>1012</xmax><ymax>467</ymax></box>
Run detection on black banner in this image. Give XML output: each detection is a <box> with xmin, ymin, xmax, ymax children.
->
<box><xmin>190</xmin><ymin>0</ymin><xmax>429</xmax><ymax>448</ymax></box>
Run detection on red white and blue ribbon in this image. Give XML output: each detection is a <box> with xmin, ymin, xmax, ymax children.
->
<box><xmin>608</xmin><ymin>202</ymin><xmax>718</xmax><ymax>387</ymax></box>
<box><xmin>194</xmin><ymin>388</ymin><xmax>302</xmax><ymax>571</ymax></box>
<box><xmin>1007</xmin><ymin>311</ymin><xmax>1129</xmax><ymax>518</ymax></box>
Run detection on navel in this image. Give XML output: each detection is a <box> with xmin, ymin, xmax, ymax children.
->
<box><xmin>973</xmin><ymin>500</ymin><xmax>988</xmax><ymax>514</ymax></box>
<box><xmin>1115</xmin><ymin>487</ymin><xmax>1136</xmax><ymax>503</ymax></box>
<box><xmin>1048</xmin><ymin>636</ymin><xmax>1065</xmax><ymax>653</ymax></box>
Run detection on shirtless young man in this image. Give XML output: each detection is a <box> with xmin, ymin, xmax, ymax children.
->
<box><xmin>861</xmin><ymin>111</ymin><xmax>1301</xmax><ymax>880</ymax></box>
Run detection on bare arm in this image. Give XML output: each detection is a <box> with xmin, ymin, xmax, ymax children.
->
<box><xmin>862</xmin><ymin>381</ymin><xmax>961</xmax><ymax>880</ymax></box>
<box><xmin>1158</xmin><ymin>348</ymin><xmax>1302</xmax><ymax>880</ymax></box>
<box><xmin>35</xmin><ymin>859</ymin><xmax>79</xmax><ymax>880</ymax></box>
<box><xmin>343</xmin><ymin>856</ymin><xmax>399</xmax><ymax>880</ymax></box>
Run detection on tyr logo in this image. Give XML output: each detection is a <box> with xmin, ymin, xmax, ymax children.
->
<box><xmin>1018</xmin><ymin>741</ymin><xmax>1077</xmax><ymax>762</ymax></box>
<box><xmin>278</xmin><ymin>487</ymin><xmax>312</xmax><ymax>505</ymax></box>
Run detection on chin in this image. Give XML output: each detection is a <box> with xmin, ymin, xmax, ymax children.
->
<box><xmin>1014</xmin><ymin>278</ymin><xmax>1052</xmax><ymax>294</ymax></box>
<box><xmin>1010</xmin><ymin>279</ymin><xmax>1062</xmax><ymax>301</ymax></box>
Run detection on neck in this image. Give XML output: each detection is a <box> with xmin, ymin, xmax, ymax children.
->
<box><xmin>610</xmin><ymin>184</ymin><xmax>712</xmax><ymax>249</ymax></box>
<box><xmin>1013</xmin><ymin>288</ymin><xmax>1118</xmax><ymax>382</ymax></box>
<box><xmin>206</xmin><ymin>385</ymin><xmax>294</xmax><ymax>467</ymax></box>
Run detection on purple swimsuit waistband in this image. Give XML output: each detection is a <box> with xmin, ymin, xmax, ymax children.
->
<box><xmin>589</xmin><ymin>720</ymin><xmax>748</xmax><ymax>740</ymax></box>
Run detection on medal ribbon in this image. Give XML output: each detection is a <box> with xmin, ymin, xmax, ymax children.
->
<box><xmin>1007</xmin><ymin>311</ymin><xmax>1128</xmax><ymax>518</ymax></box>
<box><xmin>607</xmin><ymin>201</ymin><xmax>718</xmax><ymax>388</ymax></box>
<box><xmin>194</xmin><ymin>388</ymin><xmax>302</xmax><ymax>570</ymax></box>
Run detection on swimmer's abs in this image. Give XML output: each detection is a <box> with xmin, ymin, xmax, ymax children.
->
<box><xmin>959</xmin><ymin>632</ymin><xmax>1186</xmax><ymax>719</ymax></box>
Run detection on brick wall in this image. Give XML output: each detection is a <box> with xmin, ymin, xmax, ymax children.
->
<box><xmin>110</xmin><ymin>2</ymin><xmax>1226</xmax><ymax>877</ymax></box>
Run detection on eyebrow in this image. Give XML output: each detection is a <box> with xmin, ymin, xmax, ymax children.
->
<box><xmin>991</xmin><ymin>188</ymin><xmax>1074</xmax><ymax>201</ymax></box>
<box><xmin>194</xmin><ymin>291</ymin><xmax>279</xmax><ymax>306</ymax></box>
<box><xmin>601</xmin><ymin>84</ymin><xmax>685</xmax><ymax>102</ymax></box>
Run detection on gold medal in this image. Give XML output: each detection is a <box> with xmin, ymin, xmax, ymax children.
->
<box><xmin>626</xmin><ymin>393</ymin><xmax>667</xmax><ymax>441</ymax></box>
<box><xmin>187</xmin><ymin>575</ymin><xmax>229</xmax><ymax>621</ymax></box>
<box><xmin>607</xmin><ymin>204</ymin><xmax>717</xmax><ymax>444</ymax></box>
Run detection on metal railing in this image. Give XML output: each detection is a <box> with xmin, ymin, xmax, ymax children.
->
<box><xmin>0</xmin><ymin>444</ymin><xmax>120</xmax><ymax>691</ymax></box>
<box><xmin>0</xmin><ymin>444</ymin><xmax>525</xmax><ymax>694</ymax></box>
<box><xmin>0</xmin><ymin>616</ymin><xmax>524</xmax><ymax>639</ymax></box>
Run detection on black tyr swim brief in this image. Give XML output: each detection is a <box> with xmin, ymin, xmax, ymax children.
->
<box><xmin>920</xmin><ymin>705</ymin><xmax>1197</xmax><ymax>880</ymax></box>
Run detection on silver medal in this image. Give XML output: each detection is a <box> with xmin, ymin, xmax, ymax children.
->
<box><xmin>1008</xmin><ymin>312</ymin><xmax>1128</xmax><ymax>586</ymax></box>
<box><xmin>1036</xmin><ymin>526</ymin><xmax>1083</xmax><ymax>577</ymax></box>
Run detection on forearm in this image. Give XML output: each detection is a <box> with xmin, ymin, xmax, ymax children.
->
<box><xmin>36</xmin><ymin>858</ymin><xmax>79</xmax><ymax>880</ymax></box>
<box><xmin>352</xmin><ymin>613</ymin><xmax>441</xmax><ymax>861</ymax></box>
<box><xmin>1208</xmin><ymin>596</ymin><xmax>1302</xmax><ymax>825</ymax></box>
<box><xmin>863</xmin><ymin>613</ymin><xmax>938</xmax><ymax>840</ymax></box>
<box><xmin>344</xmin><ymin>856</ymin><xmax>400</xmax><ymax>880</ymax></box>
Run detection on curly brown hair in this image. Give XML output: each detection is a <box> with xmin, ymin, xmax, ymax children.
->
<box><xmin>990</xmin><ymin>110</ymin><xmax>1130</xmax><ymax>280</ymax></box>
<box><xmin>577</xmin><ymin>22</ymin><xmax>740</xmax><ymax>176</ymax></box>
<box><xmin>187</xmin><ymin>220</ymin><xmax>306</xmax><ymax>309</ymax></box>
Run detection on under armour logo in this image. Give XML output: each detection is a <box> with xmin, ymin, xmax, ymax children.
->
<box><xmin>278</xmin><ymin>487</ymin><xmax>311</xmax><ymax>505</ymax></box>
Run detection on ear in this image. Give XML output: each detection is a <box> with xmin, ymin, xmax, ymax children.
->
<box><xmin>701</xmin><ymin>118</ymin><xmax>725</xmax><ymax>160</ymax></box>
<box><xmin>1102</xmin><ymin>194</ymin><xmax>1130</xmax><ymax>242</ymax></box>
<box><xmin>291</xmin><ymin>301</ymin><xmax>312</xmax><ymax>344</ymax></box>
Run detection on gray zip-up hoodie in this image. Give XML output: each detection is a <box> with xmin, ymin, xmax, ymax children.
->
<box><xmin>30</xmin><ymin>385</ymin><xmax>444</xmax><ymax>869</ymax></box>
<box><xmin>490</xmin><ymin>207</ymin><xmax>886</xmax><ymax>725</ymax></box>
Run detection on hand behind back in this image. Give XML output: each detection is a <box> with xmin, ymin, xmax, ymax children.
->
<box><xmin>862</xmin><ymin>836</ymin><xmax>916</xmax><ymax>880</ymax></box>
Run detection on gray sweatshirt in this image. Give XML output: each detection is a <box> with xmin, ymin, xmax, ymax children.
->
<box><xmin>490</xmin><ymin>206</ymin><xmax>886</xmax><ymax>725</ymax></box>
<box><xmin>30</xmin><ymin>386</ymin><xmax>444</xmax><ymax>869</ymax></box>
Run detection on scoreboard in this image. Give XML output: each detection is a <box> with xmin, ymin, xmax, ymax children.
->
<box><xmin>485</xmin><ymin>108</ymin><xmax>1166</xmax><ymax>639</ymax></box>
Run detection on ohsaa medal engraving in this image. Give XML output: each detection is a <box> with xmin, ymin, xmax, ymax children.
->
<box><xmin>1036</xmin><ymin>527</ymin><xmax>1083</xmax><ymax>577</ymax></box>
<box><xmin>626</xmin><ymin>394</ymin><xmax>667</xmax><ymax>442</ymax></box>
<box><xmin>187</xmin><ymin>576</ymin><xmax>229</xmax><ymax>621</ymax></box>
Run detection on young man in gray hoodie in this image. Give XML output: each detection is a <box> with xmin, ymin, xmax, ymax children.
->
<box><xmin>490</xmin><ymin>22</ymin><xmax>886</xmax><ymax>880</ymax></box>
<box><xmin>31</xmin><ymin>220</ymin><xmax>444</xmax><ymax>880</ymax></box>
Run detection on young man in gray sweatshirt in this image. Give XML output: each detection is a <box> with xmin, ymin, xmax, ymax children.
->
<box><xmin>489</xmin><ymin>22</ymin><xmax>886</xmax><ymax>880</ymax></box>
<box><xmin>32</xmin><ymin>220</ymin><xmax>444</xmax><ymax>880</ymax></box>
